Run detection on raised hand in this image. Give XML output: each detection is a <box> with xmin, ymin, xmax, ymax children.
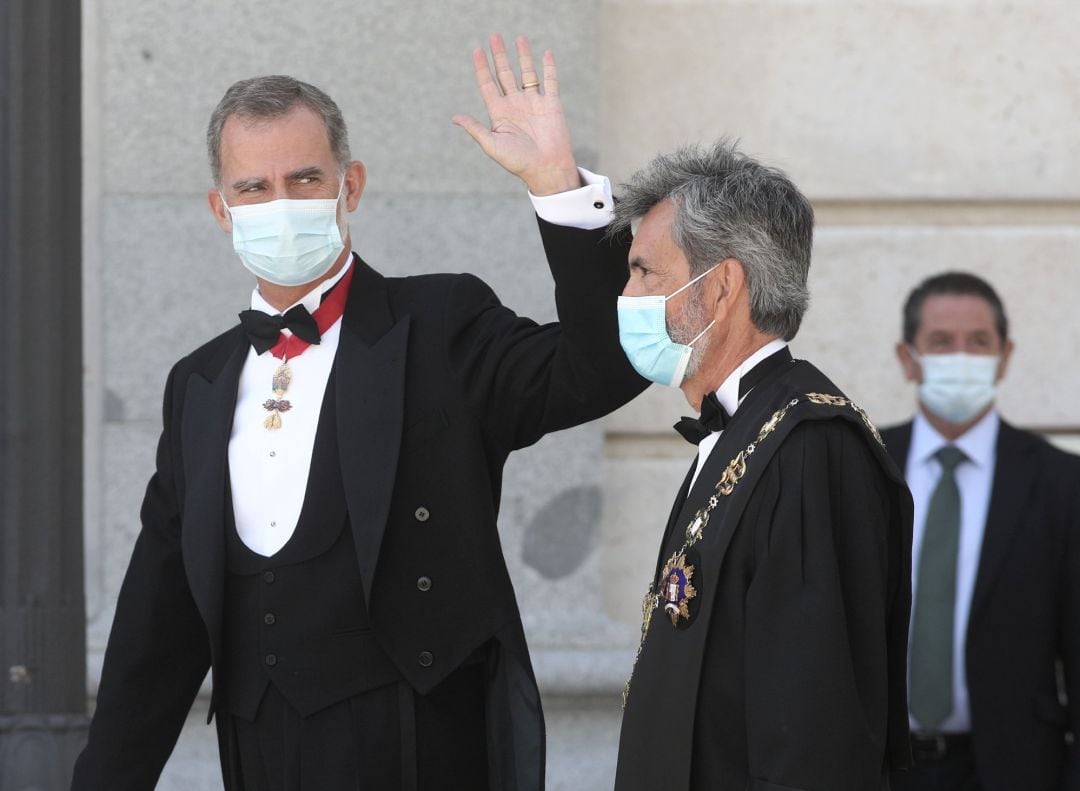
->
<box><xmin>453</xmin><ymin>33</ymin><xmax>581</xmax><ymax>196</ymax></box>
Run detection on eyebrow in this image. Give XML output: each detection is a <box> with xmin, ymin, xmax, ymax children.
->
<box><xmin>230</xmin><ymin>175</ymin><xmax>266</xmax><ymax>192</ymax></box>
<box><xmin>229</xmin><ymin>166</ymin><xmax>326</xmax><ymax>192</ymax></box>
<box><xmin>286</xmin><ymin>166</ymin><xmax>324</xmax><ymax>182</ymax></box>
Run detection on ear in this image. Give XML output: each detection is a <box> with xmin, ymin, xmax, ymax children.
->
<box><xmin>343</xmin><ymin>161</ymin><xmax>366</xmax><ymax>212</ymax></box>
<box><xmin>208</xmin><ymin>189</ymin><xmax>232</xmax><ymax>233</ymax></box>
<box><xmin>896</xmin><ymin>342</ymin><xmax>921</xmax><ymax>383</ymax></box>
<box><xmin>996</xmin><ymin>339</ymin><xmax>1015</xmax><ymax>382</ymax></box>
<box><xmin>706</xmin><ymin>258</ymin><xmax>745</xmax><ymax>322</ymax></box>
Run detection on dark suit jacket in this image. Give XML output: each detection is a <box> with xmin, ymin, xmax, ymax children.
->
<box><xmin>882</xmin><ymin>418</ymin><xmax>1080</xmax><ymax>791</ymax></box>
<box><xmin>71</xmin><ymin>219</ymin><xmax>647</xmax><ymax>791</ymax></box>
<box><xmin>616</xmin><ymin>360</ymin><xmax>913</xmax><ymax>791</ymax></box>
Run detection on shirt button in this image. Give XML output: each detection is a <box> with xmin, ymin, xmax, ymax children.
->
<box><xmin>264</xmin><ymin>612</ymin><xmax>276</xmax><ymax>626</ymax></box>
<box><xmin>264</xmin><ymin>653</ymin><xmax>277</xmax><ymax>667</ymax></box>
<box><xmin>593</xmin><ymin>200</ymin><xmax>605</xmax><ymax>209</ymax></box>
<box><xmin>418</xmin><ymin>651</ymin><xmax>434</xmax><ymax>668</ymax></box>
<box><xmin>263</xmin><ymin>570</ymin><xmax>276</xmax><ymax>584</ymax></box>
<box><xmin>414</xmin><ymin>507</ymin><xmax>430</xmax><ymax>523</ymax></box>
<box><xmin>269</xmin><ymin>451</ymin><xmax>276</xmax><ymax>458</ymax></box>
<box><xmin>270</xmin><ymin>520</ymin><xmax>277</xmax><ymax>527</ymax></box>
<box><xmin>417</xmin><ymin>576</ymin><xmax>432</xmax><ymax>592</ymax></box>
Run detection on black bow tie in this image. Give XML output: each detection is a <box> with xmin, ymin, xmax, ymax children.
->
<box><xmin>674</xmin><ymin>392</ymin><xmax>730</xmax><ymax>445</ymax></box>
<box><xmin>672</xmin><ymin>346</ymin><xmax>794</xmax><ymax>445</ymax></box>
<box><xmin>238</xmin><ymin>305</ymin><xmax>321</xmax><ymax>355</ymax></box>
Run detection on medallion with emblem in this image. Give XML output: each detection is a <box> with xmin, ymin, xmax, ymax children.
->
<box><xmin>659</xmin><ymin>553</ymin><xmax>697</xmax><ymax>627</ymax></box>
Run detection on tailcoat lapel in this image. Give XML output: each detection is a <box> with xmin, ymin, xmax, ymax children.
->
<box><xmin>180</xmin><ymin>331</ymin><xmax>247</xmax><ymax>664</ymax></box>
<box><xmin>969</xmin><ymin>422</ymin><xmax>1036</xmax><ymax>622</ymax></box>
<box><xmin>335</xmin><ymin>256</ymin><xmax>410</xmax><ymax>605</ymax></box>
<box><xmin>177</xmin><ymin>256</ymin><xmax>408</xmax><ymax>644</ymax></box>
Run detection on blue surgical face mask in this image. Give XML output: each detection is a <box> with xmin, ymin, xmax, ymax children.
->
<box><xmin>222</xmin><ymin>177</ymin><xmax>346</xmax><ymax>287</ymax></box>
<box><xmin>911</xmin><ymin>349</ymin><xmax>999</xmax><ymax>424</ymax></box>
<box><xmin>617</xmin><ymin>265</ymin><xmax>718</xmax><ymax>387</ymax></box>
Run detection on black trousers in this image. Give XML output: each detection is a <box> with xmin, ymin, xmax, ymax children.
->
<box><xmin>890</xmin><ymin>739</ymin><xmax>980</xmax><ymax>791</ymax></box>
<box><xmin>216</xmin><ymin>665</ymin><xmax>488</xmax><ymax>791</ymax></box>
<box><xmin>891</xmin><ymin>766</ymin><xmax>980</xmax><ymax>791</ymax></box>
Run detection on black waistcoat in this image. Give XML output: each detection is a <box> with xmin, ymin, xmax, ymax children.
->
<box><xmin>221</xmin><ymin>371</ymin><xmax>401</xmax><ymax>721</ymax></box>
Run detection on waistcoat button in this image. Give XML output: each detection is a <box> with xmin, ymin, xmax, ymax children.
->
<box><xmin>262</xmin><ymin>570</ymin><xmax>276</xmax><ymax>584</ymax></box>
<box><xmin>264</xmin><ymin>653</ymin><xmax>277</xmax><ymax>667</ymax></box>
<box><xmin>417</xmin><ymin>576</ymin><xmax>432</xmax><ymax>592</ymax></box>
<box><xmin>264</xmin><ymin>612</ymin><xmax>276</xmax><ymax>626</ymax></box>
<box><xmin>414</xmin><ymin>507</ymin><xmax>430</xmax><ymax>522</ymax></box>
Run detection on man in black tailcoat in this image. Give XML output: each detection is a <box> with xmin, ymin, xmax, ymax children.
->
<box><xmin>884</xmin><ymin>272</ymin><xmax>1080</xmax><ymax>791</ymax></box>
<box><xmin>72</xmin><ymin>34</ymin><xmax>645</xmax><ymax>790</ymax></box>
<box><xmin>610</xmin><ymin>145</ymin><xmax>914</xmax><ymax>791</ymax></box>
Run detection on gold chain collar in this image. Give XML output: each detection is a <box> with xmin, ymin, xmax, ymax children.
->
<box><xmin>621</xmin><ymin>392</ymin><xmax>882</xmax><ymax>708</ymax></box>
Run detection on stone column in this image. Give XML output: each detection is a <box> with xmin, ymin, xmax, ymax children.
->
<box><xmin>0</xmin><ymin>0</ymin><xmax>89</xmax><ymax>788</ymax></box>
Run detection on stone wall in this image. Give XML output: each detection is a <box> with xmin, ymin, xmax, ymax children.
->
<box><xmin>595</xmin><ymin>0</ymin><xmax>1080</xmax><ymax>643</ymax></box>
<box><xmin>81</xmin><ymin>1</ymin><xmax>1080</xmax><ymax>788</ymax></box>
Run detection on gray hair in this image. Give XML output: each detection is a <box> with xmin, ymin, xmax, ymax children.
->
<box><xmin>611</xmin><ymin>141</ymin><xmax>814</xmax><ymax>341</ymax></box>
<box><xmin>206</xmin><ymin>75</ymin><xmax>351</xmax><ymax>186</ymax></box>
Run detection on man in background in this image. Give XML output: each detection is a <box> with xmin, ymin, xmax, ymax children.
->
<box><xmin>884</xmin><ymin>271</ymin><xmax>1080</xmax><ymax>790</ymax></box>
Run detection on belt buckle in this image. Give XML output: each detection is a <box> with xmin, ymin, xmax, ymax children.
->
<box><xmin>913</xmin><ymin>732</ymin><xmax>948</xmax><ymax>761</ymax></box>
<box><xmin>928</xmin><ymin>733</ymin><xmax>947</xmax><ymax>760</ymax></box>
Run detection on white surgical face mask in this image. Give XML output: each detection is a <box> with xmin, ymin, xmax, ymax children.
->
<box><xmin>617</xmin><ymin>265</ymin><xmax>718</xmax><ymax>387</ymax></box>
<box><xmin>912</xmin><ymin>349</ymin><xmax>999</xmax><ymax>424</ymax></box>
<box><xmin>222</xmin><ymin>177</ymin><xmax>346</xmax><ymax>287</ymax></box>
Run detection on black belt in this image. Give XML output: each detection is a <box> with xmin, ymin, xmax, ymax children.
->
<box><xmin>910</xmin><ymin>731</ymin><xmax>972</xmax><ymax>762</ymax></box>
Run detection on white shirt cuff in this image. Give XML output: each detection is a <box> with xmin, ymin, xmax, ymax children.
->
<box><xmin>529</xmin><ymin>167</ymin><xmax>614</xmax><ymax>230</ymax></box>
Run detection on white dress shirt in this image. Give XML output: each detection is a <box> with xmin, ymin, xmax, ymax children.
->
<box><xmin>689</xmin><ymin>339</ymin><xmax>789</xmax><ymax>491</ymax></box>
<box><xmin>228</xmin><ymin>259</ymin><xmax>352</xmax><ymax>556</ymax></box>
<box><xmin>527</xmin><ymin>167</ymin><xmax>614</xmax><ymax>229</ymax></box>
<box><xmin>906</xmin><ymin>407</ymin><xmax>999</xmax><ymax>732</ymax></box>
<box><xmin>229</xmin><ymin>174</ymin><xmax>613</xmax><ymax>557</ymax></box>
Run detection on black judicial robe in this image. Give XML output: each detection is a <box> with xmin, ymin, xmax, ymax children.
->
<box><xmin>71</xmin><ymin>219</ymin><xmax>648</xmax><ymax>791</ymax></box>
<box><xmin>615</xmin><ymin>358</ymin><xmax>913</xmax><ymax>791</ymax></box>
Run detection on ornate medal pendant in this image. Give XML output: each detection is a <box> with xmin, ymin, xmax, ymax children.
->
<box><xmin>660</xmin><ymin>553</ymin><xmax>697</xmax><ymax>627</ymax></box>
<box><xmin>262</xmin><ymin>361</ymin><xmax>293</xmax><ymax>430</ymax></box>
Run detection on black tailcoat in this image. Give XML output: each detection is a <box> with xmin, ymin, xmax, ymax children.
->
<box><xmin>616</xmin><ymin>358</ymin><xmax>913</xmax><ymax>791</ymax></box>
<box><xmin>882</xmin><ymin>419</ymin><xmax>1080</xmax><ymax>791</ymax></box>
<box><xmin>71</xmin><ymin>219</ymin><xmax>647</xmax><ymax>790</ymax></box>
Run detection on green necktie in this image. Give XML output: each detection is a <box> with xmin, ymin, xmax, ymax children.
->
<box><xmin>909</xmin><ymin>444</ymin><xmax>967</xmax><ymax>730</ymax></box>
